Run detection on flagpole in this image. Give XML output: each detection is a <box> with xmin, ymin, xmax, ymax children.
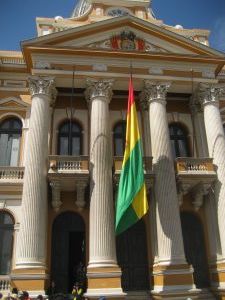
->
<box><xmin>130</xmin><ymin>61</ymin><xmax>133</xmax><ymax>80</ymax></box>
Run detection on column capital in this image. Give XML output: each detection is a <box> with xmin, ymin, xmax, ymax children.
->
<box><xmin>28</xmin><ymin>76</ymin><xmax>57</xmax><ymax>105</ymax></box>
<box><xmin>85</xmin><ymin>78</ymin><xmax>114</xmax><ymax>104</ymax></box>
<box><xmin>198</xmin><ymin>83</ymin><xmax>225</xmax><ymax>108</ymax></box>
<box><xmin>143</xmin><ymin>80</ymin><xmax>171</xmax><ymax>105</ymax></box>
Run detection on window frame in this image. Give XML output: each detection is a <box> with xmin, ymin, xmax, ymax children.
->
<box><xmin>0</xmin><ymin>210</ymin><xmax>14</xmax><ymax>275</ymax></box>
<box><xmin>169</xmin><ymin>123</ymin><xmax>190</xmax><ymax>158</ymax></box>
<box><xmin>113</xmin><ymin>121</ymin><xmax>126</xmax><ymax>157</ymax></box>
<box><xmin>57</xmin><ymin>120</ymin><xmax>82</xmax><ymax>156</ymax></box>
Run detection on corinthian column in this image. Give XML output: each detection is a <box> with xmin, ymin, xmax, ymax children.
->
<box><xmin>199</xmin><ymin>84</ymin><xmax>225</xmax><ymax>258</ymax></box>
<box><xmin>16</xmin><ymin>76</ymin><xmax>56</xmax><ymax>269</ymax></box>
<box><xmin>85</xmin><ymin>79</ymin><xmax>123</xmax><ymax>299</ymax></box>
<box><xmin>142</xmin><ymin>81</ymin><xmax>195</xmax><ymax>294</ymax></box>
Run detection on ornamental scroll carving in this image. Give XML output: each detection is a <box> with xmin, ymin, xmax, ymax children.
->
<box><xmin>143</xmin><ymin>80</ymin><xmax>171</xmax><ymax>104</ymax></box>
<box><xmin>85</xmin><ymin>78</ymin><xmax>114</xmax><ymax>103</ymax></box>
<box><xmin>28</xmin><ymin>76</ymin><xmax>57</xmax><ymax>105</ymax></box>
<box><xmin>198</xmin><ymin>83</ymin><xmax>225</xmax><ymax>107</ymax></box>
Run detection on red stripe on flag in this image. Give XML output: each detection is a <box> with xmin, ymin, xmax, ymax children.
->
<box><xmin>127</xmin><ymin>77</ymin><xmax>135</xmax><ymax>114</ymax></box>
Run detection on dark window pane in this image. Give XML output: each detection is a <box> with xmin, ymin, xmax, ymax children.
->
<box><xmin>169</xmin><ymin>124</ymin><xmax>189</xmax><ymax>158</ymax></box>
<box><xmin>0</xmin><ymin>118</ymin><xmax>22</xmax><ymax>166</ymax></box>
<box><xmin>58</xmin><ymin>121</ymin><xmax>82</xmax><ymax>156</ymax></box>
<box><xmin>113</xmin><ymin>121</ymin><xmax>126</xmax><ymax>156</ymax></box>
<box><xmin>0</xmin><ymin>212</ymin><xmax>14</xmax><ymax>275</ymax></box>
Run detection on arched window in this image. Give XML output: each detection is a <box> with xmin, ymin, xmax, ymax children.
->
<box><xmin>58</xmin><ymin>121</ymin><xmax>82</xmax><ymax>156</ymax></box>
<box><xmin>113</xmin><ymin>121</ymin><xmax>126</xmax><ymax>156</ymax></box>
<box><xmin>169</xmin><ymin>123</ymin><xmax>190</xmax><ymax>158</ymax></box>
<box><xmin>0</xmin><ymin>117</ymin><xmax>22</xmax><ymax>166</ymax></box>
<box><xmin>0</xmin><ymin>211</ymin><xmax>14</xmax><ymax>275</ymax></box>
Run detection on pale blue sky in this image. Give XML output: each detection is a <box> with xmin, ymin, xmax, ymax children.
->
<box><xmin>0</xmin><ymin>0</ymin><xmax>224</xmax><ymax>52</ymax></box>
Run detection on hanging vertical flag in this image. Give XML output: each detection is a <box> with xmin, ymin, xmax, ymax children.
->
<box><xmin>115</xmin><ymin>76</ymin><xmax>148</xmax><ymax>235</ymax></box>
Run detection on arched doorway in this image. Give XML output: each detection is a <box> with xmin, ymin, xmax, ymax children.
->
<box><xmin>51</xmin><ymin>212</ymin><xmax>86</xmax><ymax>293</ymax></box>
<box><xmin>116</xmin><ymin>219</ymin><xmax>150</xmax><ymax>291</ymax></box>
<box><xmin>180</xmin><ymin>211</ymin><xmax>210</xmax><ymax>288</ymax></box>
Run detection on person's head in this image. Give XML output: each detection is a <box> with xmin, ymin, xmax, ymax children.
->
<box><xmin>99</xmin><ymin>297</ymin><xmax>106</xmax><ymax>300</ymax></box>
<box><xmin>11</xmin><ymin>289</ymin><xmax>18</xmax><ymax>295</ymax></box>
<box><xmin>22</xmin><ymin>292</ymin><xmax>29</xmax><ymax>300</ymax></box>
<box><xmin>36</xmin><ymin>295</ymin><xmax>43</xmax><ymax>300</ymax></box>
<box><xmin>0</xmin><ymin>293</ymin><xmax>3</xmax><ymax>299</ymax></box>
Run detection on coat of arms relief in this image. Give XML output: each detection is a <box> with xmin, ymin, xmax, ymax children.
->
<box><xmin>87</xmin><ymin>30</ymin><xmax>168</xmax><ymax>53</ymax></box>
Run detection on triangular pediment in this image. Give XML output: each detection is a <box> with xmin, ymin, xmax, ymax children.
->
<box><xmin>0</xmin><ymin>97</ymin><xmax>30</xmax><ymax>110</ymax></box>
<box><xmin>22</xmin><ymin>15</ymin><xmax>225</xmax><ymax>58</ymax></box>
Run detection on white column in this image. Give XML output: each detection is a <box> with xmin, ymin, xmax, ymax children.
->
<box><xmin>86</xmin><ymin>79</ymin><xmax>117</xmax><ymax>267</ymax></box>
<box><xmin>190</xmin><ymin>99</ymin><xmax>208</xmax><ymax>157</ymax></box>
<box><xmin>16</xmin><ymin>76</ymin><xmax>56</xmax><ymax>269</ymax></box>
<box><xmin>139</xmin><ymin>93</ymin><xmax>152</xmax><ymax>156</ymax></box>
<box><xmin>143</xmin><ymin>80</ymin><xmax>187</xmax><ymax>265</ymax></box>
<box><xmin>199</xmin><ymin>83</ymin><xmax>225</xmax><ymax>258</ymax></box>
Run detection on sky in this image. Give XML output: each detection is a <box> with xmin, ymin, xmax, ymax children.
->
<box><xmin>0</xmin><ymin>0</ymin><xmax>225</xmax><ymax>53</ymax></box>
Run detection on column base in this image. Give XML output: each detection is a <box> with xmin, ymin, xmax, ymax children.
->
<box><xmin>151</xmin><ymin>288</ymin><xmax>215</xmax><ymax>300</ymax></box>
<box><xmin>151</xmin><ymin>263</ymin><xmax>196</xmax><ymax>298</ymax></box>
<box><xmin>85</xmin><ymin>266</ymin><xmax>125</xmax><ymax>299</ymax></box>
<box><xmin>210</xmin><ymin>261</ymin><xmax>225</xmax><ymax>290</ymax></box>
<box><xmin>10</xmin><ymin>268</ymin><xmax>48</xmax><ymax>297</ymax></box>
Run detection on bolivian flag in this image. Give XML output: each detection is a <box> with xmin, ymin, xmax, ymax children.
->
<box><xmin>115</xmin><ymin>76</ymin><xmax>148</xmax><ymax>235</ymax></box>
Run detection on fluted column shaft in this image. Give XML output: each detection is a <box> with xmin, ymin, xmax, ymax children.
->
<box><xmin>190</xmin><ymin>100</ymin><xmax>208</xmax><ymax>157</ymax></box>
<box><xmin>199</xmin><ymin>83</ymin><xmax>225</xmax><ymax>257</ymax></box>
<box><xmin>144</xmin><ymin>81</ymin><xmax>186</xmax><ymax>265</ymax></box>
<box><xmin>139</xmin><ymin>94</ymin><xmax>152</xmax><ymax>156</ymax></box>
<box><xmin>16</xmin><ymin>76</ymin><xmax>56</xmax><ymax>268</ymax></box>
<box><xmin>86</xmin><ymin>79</ymin><xmax>117</xmax><ymax>267</ymax></box>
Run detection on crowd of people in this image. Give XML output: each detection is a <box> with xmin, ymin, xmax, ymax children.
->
<box><xmin>0</xmin><ymin>287</ymin><xmax>106</xmax><ymax>300</ymax></box>
<box><xmin>0</xmin><ymin>289</ymin><xmax>44</xmax><ymax>300</ymax></box>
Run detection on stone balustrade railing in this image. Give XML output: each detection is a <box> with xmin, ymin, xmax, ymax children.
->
<box><xmin>0</xmin><ymin>276</ymin><xmax>11</xmax><ymax>292</ymax></box>
<box><xmin>176</xmin><ymin>157</ymin><xmax>215</xmax><ymax>173</ymax></box>
<box><xmin>114</xmin><ymin>156</ymin><xmax>153</xmax><ymax>173</ymax></box>
<box><xmin>0</xmin><ymin>167</ymin><xmax>25</xmax><ymax>180</ymax></box>
<box><xmin>49</xmin><ymin>156</ymin><xmax>89</xmax><ymax>172</ymax></box>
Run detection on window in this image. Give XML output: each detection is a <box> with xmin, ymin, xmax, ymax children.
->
<box><xmin>169</xmin><ymin>123</ymin><xmax>190</xmax><ymax>158</ymax></box>
<box><xmin>113</xmin><ymin>121</ymin><xmax>126</xmax><ymax>156</ymax></box>
<box><xmin>58</xmin><ymin>121</ymin><xmax>82</xmax><ymax>155</ymax></box>
<box><xmin>0</xmin><ymin>211</ymin><xmax>14</xmax><ymax>275</ymax></box>
<box><xmin>0</xmin><ymin>118</ymin><xmax>22</xmax><ymax>166</ymax></box>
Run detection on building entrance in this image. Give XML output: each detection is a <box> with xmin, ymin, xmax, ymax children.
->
<box><xmin>116</xmin><ymin>219</ymin><xmax>150</xmax><ymax>291</ymax></box>
<box><xmin>51</xmin><ymin>212</ymin><xmax>85</xmax><ymax>293</ymax></box>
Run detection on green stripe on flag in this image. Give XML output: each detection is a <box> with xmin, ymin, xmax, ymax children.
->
<box><xmin>115</xmin><ymin>140</ymin><xmax>145</xmax><ymax>234</ymax></box>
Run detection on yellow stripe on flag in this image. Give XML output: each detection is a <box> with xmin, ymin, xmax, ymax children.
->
<box><xmin>132</xmin><ymin>184</ymin><xmax>148</xmax><ymax>218</ymax></box>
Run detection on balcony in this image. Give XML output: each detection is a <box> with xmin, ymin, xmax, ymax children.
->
<box><xmin>176</xmin><ymin>157</ymin><xmax>217</xmax><ymax>209</ymax></box>
<box><xmin>113</xmin><ymin>156</ymin><xmax>154</xmax><ymax>189</ymax></box>
<box><xmin>0</xmin><ymin>167</ymin><xmax>24</xmax><ymax>192</ymax></box>
<box><xmin>48</xmin><ymin>156</ymin><xmax>89</xmax><ymax>211</ymax></box>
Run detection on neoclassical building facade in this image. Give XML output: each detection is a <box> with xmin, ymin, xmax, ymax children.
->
<box><xmin>1</xmin><ymin>0</ymin><xmax>225</xmax><ymax>299</ymax></box>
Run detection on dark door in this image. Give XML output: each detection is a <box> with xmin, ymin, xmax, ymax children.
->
<box><xmin>116</xmin><ymin>219</ymin><xmax>150</xmax><ymax>291</ymax></box>
<box><xmin>51</xmin><ymin>212</ymin><xmax>85</xmax><ymax>293</ymax></box>
<box><xmin>180</xmin><ymin>212</ymin><xmax>210</xmax><ymax>288</ymax></box>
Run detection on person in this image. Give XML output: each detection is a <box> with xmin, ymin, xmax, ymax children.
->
<box><xmin>22</xmin><ymin>292</ymin><xmax>30</xmax><ymax>300</ymax></box>
<box><xmin>0</xmin><ymin>293</ymin><xmax>3</xmax><ymax>300</ymax></box>
<box><xmin>36</xmin><ymin>296</ymin><xmax>43</xmax><ymax>300</ymax></box>
<box><xmin>72</xmin><ymin>282</ymin><xmax>83</xmax><ymax>300</ymax></box>
<box><xmin>99</xmin><ymin>297</ymin><xmax>106</xmax><ymax>300</ymax></box>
